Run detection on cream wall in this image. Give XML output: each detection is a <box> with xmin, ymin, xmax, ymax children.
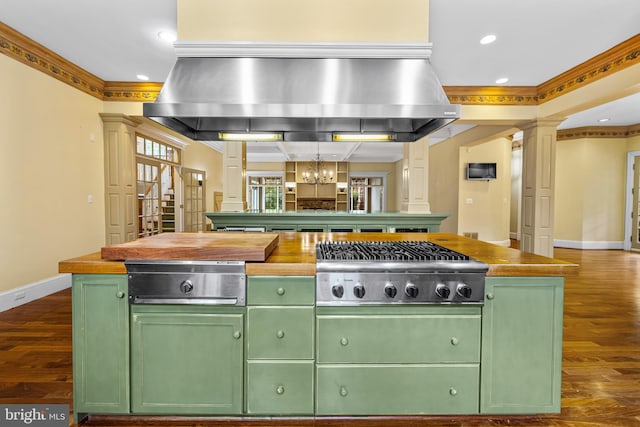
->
<box><xmin>555</xmin><ymin>137</ymin><xmax>626</xmax><ymax>244</ymax></box>
<box><xmin>0</xmin><ymin>54</ymin><xmax>106</xmax><ymax>293</ymax></box>
<box><xmin>458</xmin><ymin>138</ymin><xmax>512</xmax><ymax>245</ymax></box>
<box><xmin>178</xmin><ymin>0</ymin><xmax>429</xmax><ymax>42</ymax></box>
<box><xmin>0</xmin><ymin>56</ymin><xmax>225</xmax><ymax>295</ymax></box>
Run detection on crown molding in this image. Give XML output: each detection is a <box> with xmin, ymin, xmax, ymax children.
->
<box><xmin>444</xmin><ymin>86</ymin><xmax>538</xmax><ymax>105</ymax></box>
<box><xmin>103</xmin><ymin>81</ymin><xmax>162</xmax><ymax>102</ymax></box>
<box><xmin>0</xmin><ymin>22</ymin><xmax>105</xmax><ymax>100</ymax></box>
<box><xmin>537</xmin><ymin>33</ymin><xmax>640</xmax><ymax>103</ymax></box>
<box><xmin>557</xmin><ymin>123</ymin><xmax>640</xmax><ymax>141</ymax></box>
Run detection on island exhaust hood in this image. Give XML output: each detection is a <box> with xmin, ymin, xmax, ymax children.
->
<box><xmin>143</xmin><ymin>42</ymin><xmax>460</xmax><ymax>143</ymax></box>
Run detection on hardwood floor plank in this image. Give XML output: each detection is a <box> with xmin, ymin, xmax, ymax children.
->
<box><xmin>0</xmin><ymin>245</ymin><xmax>639</xmax><ymax>426</ymax></box>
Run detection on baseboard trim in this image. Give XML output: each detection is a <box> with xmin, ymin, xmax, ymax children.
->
<box><xmin>554</xmin><ymin>239</ymin><xmax>625</xmax><ymax>250</ymax></box>
<box><xmin>487</xmin><ymin>239</ymin><xmax>511</xmax><ymax>247</ymax></box>
<box><xmin>509</xmin><ymin>232</ymin><xmax>520</xmax><ymax>240</ymax></box>
<box><xmin>0</xmin><ymin>274</ymin><xmax>71</xmax><ymax>313</ymax></box>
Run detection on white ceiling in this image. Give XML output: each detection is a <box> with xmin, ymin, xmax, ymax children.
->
<box><xmin>2</xmin><ymin>0</ymin><xmax>640</xmax><ymax>162</ymax></box>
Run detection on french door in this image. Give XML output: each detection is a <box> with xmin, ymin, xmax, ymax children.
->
<box><xmin>632</xmin><ymin>156</ymin><xmax>640</xmax><ymax>250</ymax></box>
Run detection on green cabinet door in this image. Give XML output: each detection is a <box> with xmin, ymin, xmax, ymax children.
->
<box><xmin>246</xmin><ymin>360</ymin><xmax>314</xmax><ymax>414</ymax></box>
<box><xmin>130</xmin><ymin>306</ymin><xmax>244</xmax><ymax>415</ymax></box>
<box><xmin>247</xmin><ymin>307</ymin><xmax>314</xmax><ymax>359</ymax></box>
<box><xmin>316</xmin><ymin>364</ymin><xmax>479</xmax><ymax>415</ymax></box>
<box><xmin>480</xmin><ymin>277</ymin><xmax>564</xmax><ymax>414</ymax></box>
<box><xmin>72</xmin><ymin>274</ymin><xmax>130</xmax><ymax>417</ymax></box>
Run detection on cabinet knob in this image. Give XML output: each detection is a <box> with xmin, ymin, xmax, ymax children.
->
<box><xmin>276</xmin><ymin>385</ymin><xmax>285</xmax><ymax>395</ymax></box>
<box><xmin>339</xmin><ymin>386</ymin><xmax>348</xmax><ymax>397</ymax></box>
<box><xmin>486</xmin><ymin>292</ymin><xmax>495</xmax><ymax>300</ymax></box>
<box><xmin>276</xmin><ymin>287</ymin><xmax>286</xmax><ymax>296</ymax></box>
<box><xmin>276</xmin><ymin>330</ymin><xmax>285</xmax><ymax>339</ymax></box>
<box><xmin>450</xmin><ymin>337</ymin><xmax>459</xmax><ymax>346</ymax></box>
<box><xmin>449</xmin><ymin>387</ymin><xmax>458</xmax><ymax>396</ymax></box>
<box><xmin>233</xmin><ymin>331</ymin><xmax>242</xmax><ymax>339</ymax></box>
<box><xmin>116</xmin><ymin>291</ymin><xmax>125</xmax><ymax>299</ymax></box>
<box><xmin>340</xmin><ymin>337</ymin><xmax>349</xmax><ymax>346</ymax></box>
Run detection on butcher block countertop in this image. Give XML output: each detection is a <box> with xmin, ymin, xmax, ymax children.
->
<box><xmin>59</xmin><ymin>232</ymin><xmax>578</xmax><ymax>277</ymax></box>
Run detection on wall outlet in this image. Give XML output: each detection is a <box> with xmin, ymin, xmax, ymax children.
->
<box><xmin>14</xmin><ymin>291</ymin><xmax>26</xmax><ymax>301</ymax></box>
<box><xmin>465</xmin><ymin>198</ymin><xmax>473</xmax><ymax>205</ymax></box>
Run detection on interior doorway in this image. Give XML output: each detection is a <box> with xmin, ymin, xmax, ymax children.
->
<box><xmin>626</xmin><ymin>152</ymin><xmax>640</xmax><ymax>251</ymax></box>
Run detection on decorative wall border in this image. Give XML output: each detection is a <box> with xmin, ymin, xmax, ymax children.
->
<box><xmin>1</xmin><ymin>22</ymin><xmax>639</xmax><ymax>108</ymax></box>
<box><xmin>557</xmin><ymin>124</ymin><xmax>640</xmax><ymax>141</ymax></box>
<box><xmin>537</xmin><ymin>34</ymin><xmax>640</xmax><ymax>104</ymax></box>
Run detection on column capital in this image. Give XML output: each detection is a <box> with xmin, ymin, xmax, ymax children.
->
<box><xmin>519</xmin><ymin>118</ymin><xmax>566</xmax><ymax>131</ymax></box>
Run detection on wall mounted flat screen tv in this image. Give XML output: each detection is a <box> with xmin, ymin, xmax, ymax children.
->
<box><xmin>466</xmin><ymin>162</ymin><xmax>497</xmax><ymax>180</ymax></box>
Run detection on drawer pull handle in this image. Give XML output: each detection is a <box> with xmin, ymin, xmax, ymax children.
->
<box><xmin>450</xmin><ymin>337</ymin><xmax>459</xmax><ymax>346</ymax></box>
<box><xmin>276</xmin><ymin>330</ymin><xmax>285</xmax><ymax>339</ymax></box>
<box><xmin>116</xmin><ymin>291</ymin><xmax>126</xmax><ymax>299</ymax></box>
<box><xmin>339</xmin><ymin>386</ymin><xmax>348</xmax><ymax>397</ymax></box>
<box><xmin>276</xmin><ymin>287</ymin><xmax>286</xmax><ymax>296</ymax></box>
<box><xmin>232</xmin><ymin>331</ymin><xmax>242</xmax><ymax>339</ymax></box>
<box><xmin>449</xmin><ymin>387</ymin><xmax>458</xmax><ymax>396</ymax></box>
<box><xmin>486</xmin><ymin>292</ymin><xmax>495</xmax><ymax>300</ymax></box>
<box><xmin>340</xmin><ymin>337</ymin><xmax>349</xmax><ymax>346</ymax></box>
<box><xmin>276</xmin><ymin>385</ymin><xmax>285</xmax><ymax>395</ymax></box>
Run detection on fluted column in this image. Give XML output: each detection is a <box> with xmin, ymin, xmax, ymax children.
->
<box><xmin>401</xmin><ymin>139</ymin><xmax>431</xmax><ymax>213</ymax></box>
<box><xmin>221</xmin><ymin>142</ymin><xmax>247</xmax><ymax>212</ymax></box>
<box><xmin>520</xmin><ymin>119</ymin><xmax>563</xmax><ymax>257</ymax></box>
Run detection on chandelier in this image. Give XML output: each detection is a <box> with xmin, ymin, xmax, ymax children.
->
<box><xmin>302</xmin><ymin>143</ymin><xmax>334</xmax><ymax>185</ymax></box>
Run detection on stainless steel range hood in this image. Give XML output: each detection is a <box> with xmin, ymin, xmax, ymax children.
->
<box><xmin>143</xmin><ymin>43</ymin><xmax>459</xmax><ymax>143</ymax></box>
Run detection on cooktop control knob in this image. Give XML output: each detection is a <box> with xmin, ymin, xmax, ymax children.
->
<box><xmin>353</xmin><ymin>284</ymin><xmax>366</xmax><ymax>299</ymax></box>
<box><xmin>456</xmin><ymin>283</ymin><xmax>473</xmax><ymax>298</ymax></box>
<box><xmin>180</xmin><ymin>280</ymin><xmax>194</xmax><ymax>294</ymax></box>
<box><xmin>384</xmin><ymin>284</ymin><xmax>398</xmax><ymax>298</ymax></box>
<box><xmin>435</xmin><ymin>284</ymin><xmax>451</xmax><ymax>299</ymax></box>
<box><xmin>405</xmin><ymin>282</ymin><xmax>419</xmax><ymax>298</ymax></box>
<box><xmin>331</xmin><ymin>284</ymin><xmax>344</xmax><ymax>298</ymax></box>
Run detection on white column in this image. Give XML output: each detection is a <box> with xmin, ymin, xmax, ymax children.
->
<box><xmin>401</xmin><ymin>138</ymin><xmax>431</xmax><ymax>213</ymax></box>
<box><xmin>221</xmin><ymin>141</ymin><xmax>247</xmax><ymax>212</ymax></box>
<box><xmin>520</xmin><ymin>119</ymin><xmax>563</xmax><ymax>257</ymax></box>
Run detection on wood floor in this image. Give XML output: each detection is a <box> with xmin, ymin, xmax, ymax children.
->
<box><xmin>1</xmin><ymin>246</ymin><xmax>640</xmax><ymax>426</ymax></box>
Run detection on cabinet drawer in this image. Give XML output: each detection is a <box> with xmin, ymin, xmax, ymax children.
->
<box><xmin>316</xmin><ymin>364</ymin><xmax>479</xmax><ymax>415</ymax></box>
<box><xmin>246</xmin><ymin>360</ymin><xmax>314</xmax><ymax>414</ymax></box>
<box><xmin>317</xmin><ymin>314</ymin><xmax>480</xmax><ymax>363</ymax></box>
<box><xmin>247</xmin><ymin>307</ymin><xmax>314</xmax><ymax>359</ymax></box>
<box><xmin>247</xmin><ymin>276</ymin><xmax>315</xmax><ymax>305</ymax></box>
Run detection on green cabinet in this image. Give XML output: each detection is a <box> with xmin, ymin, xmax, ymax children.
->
<box><xmin>316</xmin><ymin>364</ymin><xmax>479</xmax><ymax>415</ymax></box>
<box><xmin>315</xmin><ymin>306</ymin><xmax>481</xmax><ymax>415</ymax></box>
<box><xmin>72</xmin><ymin>274</ymin><xmax>130</xmax><ymax>418</ymax></box>
<box><xmin>130</xmin><ymin>305</ymin><xmax>244</xmax><ymax>415</ymax></box>
<box><xmin>245</xmin><ymin>276</ymin><xmax>315</xmax><ymax>415</ymax></box>
<box><xmin>246</xmin><ymin>360</ymin><xmax>314</xmax><ymax>414</ymax></box>
<box><xmin>480</xmin><ymin>277</ymin><xmax>564</xmax><ymax>414</ymax></box>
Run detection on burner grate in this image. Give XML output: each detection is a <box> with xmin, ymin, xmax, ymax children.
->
<box><xmin>316</xmin><ymin>241</ymin><xmax>471</xmax><ymax>262</ymax></box>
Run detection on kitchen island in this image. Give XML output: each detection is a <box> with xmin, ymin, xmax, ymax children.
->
<box><xmin>204</xmin><ymin>211</ymin><xmax>449</xmax><ymax>232</ymax></box>
<box><xmin>59</xmin><ymin>232</ymin><xmax>577</xmax><ymax>423</ymax></box>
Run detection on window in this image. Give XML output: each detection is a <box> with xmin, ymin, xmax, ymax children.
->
<box><xmin>247</xmin><ymin>174</ymin><xmax>284</xmax><ymax>212</ymax></box>
<box><xmin>350</xmin><ymin>175</ymin><xmax>386</xmax><ymax>213</ymax></box>
<box><xmin>136</xmin><ymin>135</ymin><xmax>181</xmax><ymax>236</ymax></box>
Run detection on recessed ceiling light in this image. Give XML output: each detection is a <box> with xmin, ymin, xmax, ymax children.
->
<box><xmin>480</xmin><ymin>34</ymin><xmax>497</xmax><ymax>45</ymax></box>
<box><xmin>598</xmin><ymin>118</ymin><xmax>610</xmax><ymax>123</ymax></box>
<box><xmin>136</xmin><ymin>74</ymin><xmax>150</xmax><ymax>81</ymax></box>
<box><xmin>158</xmin><ymin>31</ymin><xmax>177</xmax><ymax>43</ymax></box>
<box><xmin>495</xmin><ymin>77</ymin><xmax>509</xmax><ymax>84</ymax></box>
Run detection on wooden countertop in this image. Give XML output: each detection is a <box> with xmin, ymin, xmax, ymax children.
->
<box><xmin>59</xmin><ymin>232</ymin><xmax>578</xmax><ymax>277</ymax></box>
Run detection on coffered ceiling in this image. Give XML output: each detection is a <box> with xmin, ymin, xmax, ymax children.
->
<box><xmin>2</xmin><ymin>0</ymin><xmax>639</xmax><ymax>162</ymax></box>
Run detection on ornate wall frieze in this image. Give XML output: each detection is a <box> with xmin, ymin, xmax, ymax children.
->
<box><xmin>557</xmin><ymin>125</ymin><xmax>639</xmax><ymax>141</ymax></box>
<box><xmin>0</xmin><ymin>22</ymin><xmax>105</xmax><ymax>100</ymax></box>
<box><xmin>445</xmin><ymin>86</ymin><xmax>538</xmax><ymax>105</ymax></box>
<box><xmin>103</xmin><ymin>82</ymin><xmax>162</xmax><ymax>102</ymax></box>
<box><xmin>537</xmin><ymin>34</ymin><xmax>640</xmax><ymax>104</ymax></box>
